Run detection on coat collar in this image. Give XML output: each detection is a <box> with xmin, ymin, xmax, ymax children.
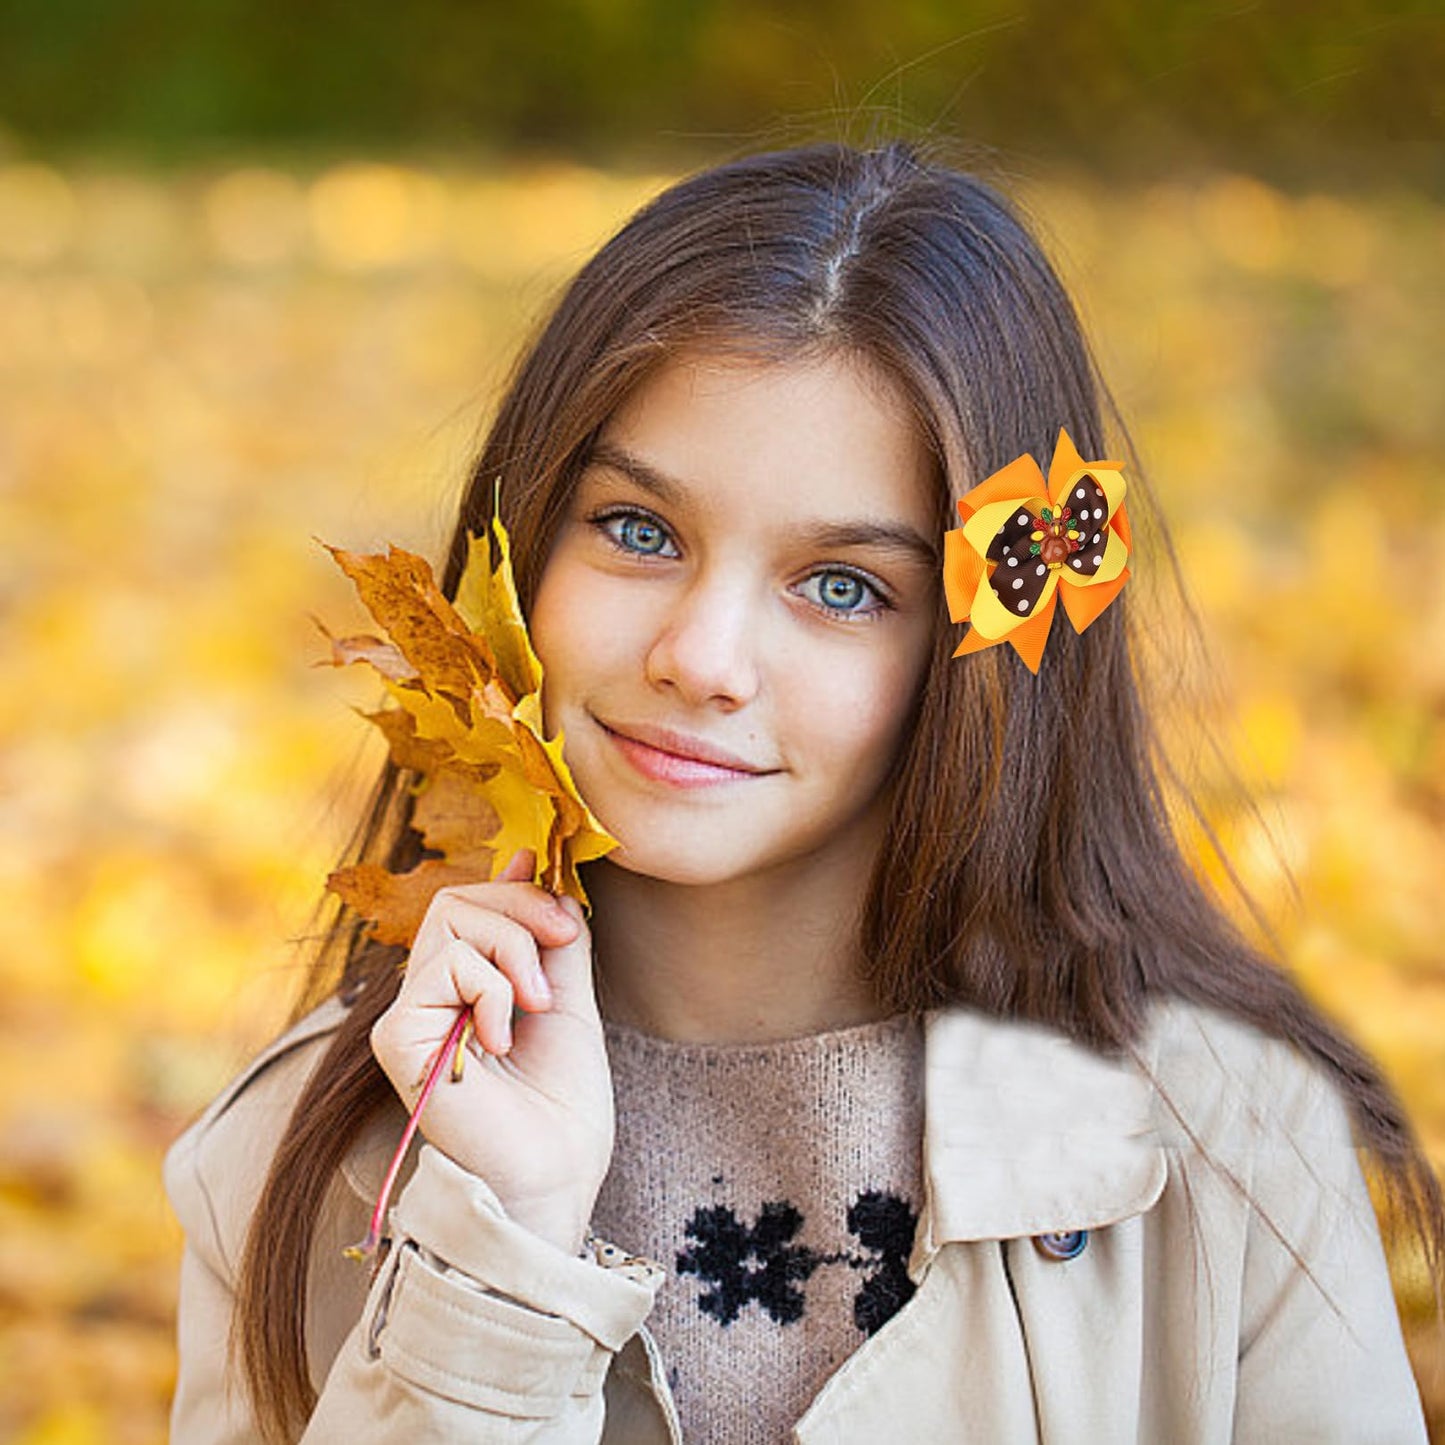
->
<box><xmin>333</xmin><ymin>1000</ymin><xmax>1168</xmax><ymax>1257</ymax></box>
<box><xmin>204</xmin><ymin>995</ymin><xmax>417</xmax><ymax>1217</ymax></box>
<box><xmin>911</xmin><ymin>1007</ymin><xmax>1166</xmax><ymax>1273</ymax></box>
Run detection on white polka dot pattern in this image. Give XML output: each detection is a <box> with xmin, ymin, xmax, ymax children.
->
<box><xmin>981</xmin><ymin>474</ymin><xmax>1111</xmax><ymax>617</ymax></box>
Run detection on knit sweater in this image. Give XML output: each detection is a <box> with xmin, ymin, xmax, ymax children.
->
<box><xmin>590</xmin><ymin>1011</ymin><xmax>926</xmax><ymax>1445</ymax></box>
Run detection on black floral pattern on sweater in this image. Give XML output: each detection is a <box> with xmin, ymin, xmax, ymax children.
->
<box><xmin>676</xmin><ymin>1190</ymin><xmax>919</xmax><ymax>1336</ymax></box>
<box><xmin>846</xmin><ymin>1190</ymin><xmax>919</xmax><ymax>1335</ymax></box>
<box><xmin>675</xmin><ymin>1201</ymin><xmax>820</xmax><ymax>1325</ymax></box>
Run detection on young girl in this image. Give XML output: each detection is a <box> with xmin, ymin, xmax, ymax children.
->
<box><xmin>164</xmin><ymin>140</ymin><xmax>1439</xmax><ymax>1443</ymax></box>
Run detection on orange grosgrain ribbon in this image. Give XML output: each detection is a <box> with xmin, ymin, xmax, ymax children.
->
<box><xmin>943</xmin><ymin>428</ymin><xmax>1132</xmax><ymax>674</ymax></box>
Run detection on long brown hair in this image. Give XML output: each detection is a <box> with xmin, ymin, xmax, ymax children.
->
<box><xmin>232</xmin><ymin>138</ymin><xmax>1444</xmax><ymax>1441</ymax></box>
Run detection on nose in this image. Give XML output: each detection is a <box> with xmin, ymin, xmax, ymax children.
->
<box><xmin>644</xmin><ymin>571</ymin><xmax>761</xmax><ymax>710</ymax></box>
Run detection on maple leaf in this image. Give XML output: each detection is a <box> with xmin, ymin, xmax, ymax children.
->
<box><xmin>324</xmin><ymin>858</ymin><xmax>494</xmax><ymax>948</ymax></box>
<box><xmin>308</xmin><ymin>621</ymin><xmax>415</xmax><ymax>682</ymax></box>
<box><xmin>313</xmin><ymin>494</ymin><xmax>617</xmax><ymax>945</ymax></box>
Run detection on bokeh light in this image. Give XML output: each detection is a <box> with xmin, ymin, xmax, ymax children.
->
<box><xmin>2</xmin><ymin>149</ymin><xmax>1442</xmax><ymax>1439</ymax></box>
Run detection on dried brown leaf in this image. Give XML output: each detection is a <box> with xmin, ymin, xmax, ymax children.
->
<box><xmin>310</xmin><ymin>615</ymin><xmax>417</xmax><ymax>682</ymax></box>
<box><xmin>410</xmin><ymin>768</ymin><xmax>503</xmax><ymax>867</ymax></box>
<box><xmin>360</xmin><ymin>707</ymin><xmax>493</xmax><ymax>783</ymax></box>
<box><xmin>326</xmin><ymin>859</ymin><xmax>495</xmax><ymax>947</ymax></box>
<box><xmin>321</xmin><ymin>542</ymin><xmax>512</xmax><ymax>708</ymax></box>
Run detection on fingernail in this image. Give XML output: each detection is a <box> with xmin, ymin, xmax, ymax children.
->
<box><xmin>533</xmin><ymin>968</ymin><xmax>554</xmax><ymax>1005</ymax></box>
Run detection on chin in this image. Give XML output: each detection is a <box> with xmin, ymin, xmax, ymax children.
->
<box><xmin>588</xmin><ymin>838</ymin><xmax>763</xmax><ymax>889</ymax></box>
<box><xmin>580</xmin><ymin>799</ymin><xmax>817</xmax><ymax>886</ymax></box>
<box><xmin>569</xmin><ymin>762</ymin><xmax>789</xmax><ymax>888</ymax></box>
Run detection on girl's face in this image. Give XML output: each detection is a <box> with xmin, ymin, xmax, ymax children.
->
<box><xmin>529</xmin><ymin>349</ymin><xmax>939</xmax><ymax>888</ymax></box>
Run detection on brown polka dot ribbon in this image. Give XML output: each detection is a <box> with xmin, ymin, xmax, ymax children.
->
<box><xmin>942</xmin><ymin>429</ymin><xmax>1132</xmax><ymax>674</ymax></box>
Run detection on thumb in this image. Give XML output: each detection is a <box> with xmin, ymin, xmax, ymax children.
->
<box><xmin>495</xmin><ymin>847</ymin><xmax>536</xmax><ymax>884</ymax></box>
<box><xmin>539</xmin><ymin>894</ymin><xmax>597</xmax><ymax>1016</ymax></box>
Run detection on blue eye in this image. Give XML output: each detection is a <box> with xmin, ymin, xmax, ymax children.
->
<box><xmin>596</xmin><ymin>510</ymin><xmax>678</xmax><ymax>557</ymax></box>
<box><xmin>800</xmin><ymin>569</ymin><xmax>886</xmax><ymax>617</ymax></box>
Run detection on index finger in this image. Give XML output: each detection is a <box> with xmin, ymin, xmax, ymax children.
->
<box><xmin>410</xmin><ymin>875</ymin><xmax>577</xmax><ymax>970</ymax></box>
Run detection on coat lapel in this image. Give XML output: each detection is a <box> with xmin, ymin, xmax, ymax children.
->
<box><xmin>797</xmin><ymin>1006</ymin><xmax>1168</xmax><ymax>1444</ymax></box>
<box><xmin>794</xmin><ymin>1241</ymin><xmax>1041</xmax><ymax>1442</ymax></box>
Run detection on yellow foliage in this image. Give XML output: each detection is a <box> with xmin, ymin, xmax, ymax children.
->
<box><xmin>317</xmin><ymin>505</ymin><xmax>617</xmax><ymax>943</ymax></box>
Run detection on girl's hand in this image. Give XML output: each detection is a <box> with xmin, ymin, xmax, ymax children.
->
<box><xmin>369</xmin><ymin>848</ymin><xmax>614</xmax><ymax>1255</ymax></box>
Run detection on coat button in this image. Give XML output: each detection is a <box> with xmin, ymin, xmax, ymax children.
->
<box><xmin>1033</xmin><ymin>1229</ymin><xmax>1088</xmax><ymax>1261</ymax></box>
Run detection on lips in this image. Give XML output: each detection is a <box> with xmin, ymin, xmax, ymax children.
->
<box><xmin>597</xmin><ymin>719</ymin><xmax>776</xmax><ymax>787</ymax></box>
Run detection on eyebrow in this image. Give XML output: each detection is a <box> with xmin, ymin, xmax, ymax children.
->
<box><xmin>584</xmin><ymin>438</ymin><xmax>940</xmax><ymax>568</ymax></box>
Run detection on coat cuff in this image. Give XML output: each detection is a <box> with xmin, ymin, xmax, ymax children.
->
<box><xmin>390</xmin><ymin>1144</ymin><xmax>664</xmax><ymax>1352</ymax></box>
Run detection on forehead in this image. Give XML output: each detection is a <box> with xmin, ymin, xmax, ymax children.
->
<box><xmin>589</xmin><ymin>350</ymin><xmax>939</xmax><ymax>531</ymax></box>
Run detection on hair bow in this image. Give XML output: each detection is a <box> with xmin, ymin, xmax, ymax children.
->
<box><xmin>943</xmin><ymin>428</ymin><xmax>1132</xmax><ymax>674</ymax></box>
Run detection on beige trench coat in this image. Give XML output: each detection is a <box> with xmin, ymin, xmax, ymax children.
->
<box><xmin>164</xmin><ymin>992</ymin><xmax>1428</xmax><ymax>1442</ymax></box>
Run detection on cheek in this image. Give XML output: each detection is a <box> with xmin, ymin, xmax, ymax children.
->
<box><xmin>528</xmin><ymin>554</ymin><xmax>593</xmax><ymax>709</ymax></box>
<box><xmin>529</xmin><ymin>551</ymin><xmax>644</xmax><ymax>704</ymax></box>
<box><xmin>793</xmin><ymin>636</ymin><xmax>929</xmax><ymax>786</ymax></box>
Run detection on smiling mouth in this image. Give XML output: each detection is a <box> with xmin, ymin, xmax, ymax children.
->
<box><xmin>597</xmin><ymin>719</ymin><xmax>776</xmax><ymax>788</ymax></box>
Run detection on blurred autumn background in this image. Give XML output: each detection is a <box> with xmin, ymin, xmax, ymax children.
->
<box><xmin>1</xmin><ymin>1</ymin><xmax>1442</xmax><ymax>1439</ymax></box>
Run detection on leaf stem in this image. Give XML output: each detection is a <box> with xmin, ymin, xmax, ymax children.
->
<box><xmin>343</xmin><ymin>1007</ymin><xmax>471</xmax><ymax>1264</ymax></box>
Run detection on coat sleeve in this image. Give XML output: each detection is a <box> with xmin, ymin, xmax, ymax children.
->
<box><xmin>1232</xmin><ymin>1041</ymin><xmax>1428</xmax><ymax>1443</ymax></box>
<box><xmin>168</xmin><ymin>1225</ymin><xmax>274</xmax><ymax>1442</ymax></box>
<box><xmin>164</xmin><ymin>1031</ymin><xmax>325</xmax><ymax>1444</ymax></box>
<box><xmin>302</xmin><ymin>1146</ymin><xmax>665</xmax><ymax>1442</ymax></box>
<box><xmin>164</xmin><ymin>1021</ymin><xmax>665</xmax><ymax>1443</ymax></box>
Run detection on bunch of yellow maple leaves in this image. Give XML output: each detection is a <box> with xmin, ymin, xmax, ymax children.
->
<box><xmin>313</xmin><ymin>496</ymin><xmax>616</xmax><ymax>947</ymax></box>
